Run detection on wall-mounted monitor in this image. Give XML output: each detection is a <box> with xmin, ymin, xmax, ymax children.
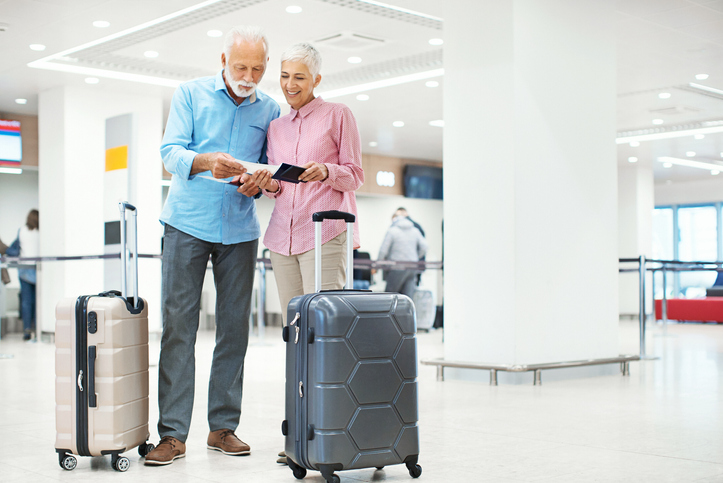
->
<box><xmin>403</xmin><ymin>164</ymin><xmax>443</xmax><ymax>200</ymax></box>
<box><xmin>0</xmin><ymin>120</ymin><xmax>22</xmax><ymax>166</ymax></box>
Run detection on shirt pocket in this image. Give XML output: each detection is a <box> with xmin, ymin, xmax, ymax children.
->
<box><xmin>238</xmin><ymin>124</ymin><xmax>268</xmax><ymax>159</ymax></box>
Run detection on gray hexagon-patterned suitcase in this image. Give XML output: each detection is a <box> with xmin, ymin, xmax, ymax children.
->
<box><xmin>282</xmin><ymin>211</ymin><xmax>422</xmax><ymax>483</ymax></box>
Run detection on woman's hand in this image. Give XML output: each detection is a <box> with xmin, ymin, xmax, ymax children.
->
<box><xmin>248</xmin><ymin>169</ymin><xmax>280</xmax><ymax>192</ymax></box>
<box><xmin>299</xmin><ymin>162</ymin><xmax>328</xmax><ymax>183</ymax></box>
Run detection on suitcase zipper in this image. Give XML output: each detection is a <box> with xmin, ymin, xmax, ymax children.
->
<box><xmin>74</xmin><ymin>296</ymin><xmax>90</xmax><ymax>457</ymax></box>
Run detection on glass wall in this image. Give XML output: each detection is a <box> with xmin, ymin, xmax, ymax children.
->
<box><xmin>654</xmin><ymin>204</ymin><xmax>722</xmax><ymax>298</ymax></box>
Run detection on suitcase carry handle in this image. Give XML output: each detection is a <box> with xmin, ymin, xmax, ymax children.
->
<box><xmin>118</xmin><ymin>202</ymin><xmax>140</xmax><ymax>309</ymax></box>
<box><xmin>313</xmin><ymin>211</ymin><xmax>354</xmax><ymax>292</ymax></box>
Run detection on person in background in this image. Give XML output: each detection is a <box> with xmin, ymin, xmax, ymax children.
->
<box><xmin>242</xmin><ymin>42</ymin><xmax>364</xmax><ymax>465</ymax></box>
<box><xmin>146</xmin><ymin>25</ymin><xmax>280</xmax><ymax>467</ymax></box>
<box><xmin>394</xmin><ymin>207</ymin><xmax>426</xmax><ymax>285</ymax></box>
<box><xmin>0</xmin><ymin>209</ymin><xmax>39</xmax><ymax>341</ymax></box>
<box><xmin>353</xmin><ymin>249</ymin><xmax>373</xmax><ymax>290</ymax></box>
<box><xmin>378</xmin><ymin>208</ymin><xmax>428</xmax><ymax>298</ymax></box>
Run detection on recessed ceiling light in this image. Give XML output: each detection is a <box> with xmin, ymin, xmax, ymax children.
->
<box><xmin>686</xmin><ymin>151</ymin><xmax>696</xmax><ymax>157</ymax></box>
<box><xmin>658</xmin><ymin>92</ymin><xmax>671</xmax><ymax>99</ymax></box>
<box><xmin>15</xmin><ymin>98</ymin><xmax>27</xmax><ymax>105</ymax></box>
<box><xmin>93</xmin><ymin>20</ymin><xmax>110</xmax><ymax>28</ymax></box>
<box><xmin>369</xmin><ymin>141</ymin><xmax>378</xmax><ymax>147</ymax></box>
<box><xmin>144</xmin><ymin>51</ymin><xmax>159</xmax><ymax>58</ymax></box>
<box><xmin>85</xmin><ymin>77</ymin><xmax>100</xmax><ymax>84</ymax></box>
<box><xmin>629</xmin><ymin>141</ymin><xmax>640</xmax><ymax>147</ymax></box>
<box><xmin>428</xmin><ymin>38</ymin><xmax>443</xmax><ymax>46</ymax></box>
<box><xmin>628</xmin><ymin>157</ymin><xmax>638</xmax><ymax>163</ymax></box>
<box><xmin>347</xmin><ymin>57</ymin><xmax>362</xmax><ymax>64</ymax></box>
<box><xmin>425</xmin><ymin>80</ymin><xmax>439</xmax><ymax>88</ymax></box>
<box><xmin>429</xmin><ymin>120</ymin><xmax>444</xmax><ymax>127</ymax></box>
<box><xmin>356</xmin><ymin>94</ymin><xmax>369</xmax><ymax>101</ymax></box>
<box><xmin>207</xmin><ymin>30</ymin><xmax>223</xmax><ymax>38</ymax></box>
<box><xmin>393</xmin><ymin>121</ymin><xmax>404</xmax><ymax>127</ymax></box>
<box><xmin>712</xmin><ymin>170</ymin><xmax>720</xmax><ymax>176</ymax></box>
<box><xmin>663</xmin><ymin>162</ymin><xmax>673</xmax><ymax>168</ymax></box>
<box><xmin>695</xmin><ymin>74</ymin><xmax>709</xmax><ymax>80</ymax></box>
<box><xmin>652</xmin><ymin>119</ymin><xmax>664</xmax><ymax>125</ymax></box>
<box><xmin>694</xmin><ymin>134</ymin><xmax>705</xmax><ymax>140</ymax></box>
<box><xmin>29</xmin><ymin>44</ymin><xmax>46</xmax><ymax>51</ymax></box>
<box><xmin>286</xmin><ymin>5</ymin><xmax>302</xmax><ymax>13</ymax></box>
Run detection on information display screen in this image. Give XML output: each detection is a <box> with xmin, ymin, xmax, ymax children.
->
<box><xmin>0</xmin><ymin>119</ymin><xmax>22</xmax><ymax>165</ymax></box>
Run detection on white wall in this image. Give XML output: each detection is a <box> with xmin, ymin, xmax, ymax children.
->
<box><xmin>655</xmin><ymin>177</ymin><xmax>723</xmax><ymax>206</ymax></box>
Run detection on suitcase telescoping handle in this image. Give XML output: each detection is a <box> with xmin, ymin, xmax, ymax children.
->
<box><xmin>312</xmin><ymin>210</ymin><xmax>355</xmax><ymax>293</ymax></box>
<box><xmin>118</xmin><ymin>201</ymin><xmax>140</xmax><ymax>309</ymax></box>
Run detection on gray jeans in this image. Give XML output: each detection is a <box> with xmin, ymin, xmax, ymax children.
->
<box><xmin>158</xmin><ymin>224</ymin><xmax>258</xmax><ymax>442</ymax></box>
<box><xmin>385</xmin><ymin>270</ymin><xmax>419</xmax><ymax>298</ymax></box>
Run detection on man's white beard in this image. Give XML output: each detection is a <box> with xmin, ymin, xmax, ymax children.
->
<box><xmin>224</xmin><ymin>69</ymin><xmax>257</xmax><ymax>98</ymax></box>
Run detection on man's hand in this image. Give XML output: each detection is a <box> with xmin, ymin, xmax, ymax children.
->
<box><xmin>237</xmin><ymin>173</ymin><xmax>260</xmax><ymax>197</ymax></box>
<box><xmin>299</xmin><ymin>162</ymin><xmax>328</xmax><ymax>182</ymax></box>
<box><xmin>191</xmin><ymin>152</ymin><xmax>246</xmax><ymax>178</ymax></box>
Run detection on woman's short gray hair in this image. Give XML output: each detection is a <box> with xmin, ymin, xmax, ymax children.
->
<box><xmin>224</xmin><ymin>26</ymin><xmax>268</xmax><ymax>59</ymax></box>
<box><xmin>281</xmin><ymin>43</ymin><xmax>322</xmax><ymax>79</ymax></box>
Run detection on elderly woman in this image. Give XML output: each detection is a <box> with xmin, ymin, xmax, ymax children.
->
<box><xmin>247</xmin><ymin>43</ymin><xmax>364</xmax><ymax>321</ymax></box>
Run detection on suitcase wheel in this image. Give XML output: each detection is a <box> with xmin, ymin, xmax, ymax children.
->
<box><xmin>407</xmin><ymin>463</ymin><xmax>422</xmax><ymax>478</ymax></box>
<box><xmin>325</xmin><ymin>476</ymin><xmax>340</xmax><ymax>483</ymax></box>
<box><xmin>112</xmin><ymin>456</ymin><xmax>130</xmax><ymax>472</ymax></box>
<box><xmin>60</xmin><ymin>455</ymin><xmax>77</xmax><ymax>471</ymax></box>
<box><xmin>287</xmin><ymin>457</ymin><xmax>307</xmax><ymax>480</ymax></box>
<box><xmin>138</xmin><ymin>442</ymin><xmax>155</xmax><ymax>457</ymax></box>
<box><xmin>376</xmin><ymin>466</ymin><xmax>384</xmax><ymax>470</ymax></box>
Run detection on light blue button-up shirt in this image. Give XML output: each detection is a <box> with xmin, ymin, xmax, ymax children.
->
<box><xmin>160</xmin><ymin>70</ymin><xmax>280</xmax><ymax>244</ymax></box>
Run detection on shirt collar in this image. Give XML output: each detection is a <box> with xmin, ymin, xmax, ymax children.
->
<box><xmin>290</xmin><ymin>96</ymin><xmax>324</xmax><ymax>119</ymax></box>
<box><xmin>216</xmin><ymin>70</ymin><xmax>257</xmax><ymax>105</ymax></box>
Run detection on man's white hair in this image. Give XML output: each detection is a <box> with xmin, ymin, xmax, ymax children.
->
<box><xmin>224</xmin><ymin>26</ymin><xmax>268</xmax><ymax>59</ymax></box>
<box><xmin>280</xmin><ymin>43</ymin><xmax>322</xmax><ymax>79</ymax></box>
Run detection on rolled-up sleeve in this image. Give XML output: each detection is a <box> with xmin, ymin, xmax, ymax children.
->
<box><xmin>160</xmin><ymin>85</ymin><xmax>198</xmax><ymax>181</ymax></box>
<box><xmin>323</xmin><ymin>106</ymin><xmax>364</xmax><ymax>192</ymax></box>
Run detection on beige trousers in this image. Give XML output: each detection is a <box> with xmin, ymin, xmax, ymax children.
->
<box><xmin>269</xmin><ymin>231</ymin><xmax>347</xmax><ymax>324</ymax></box>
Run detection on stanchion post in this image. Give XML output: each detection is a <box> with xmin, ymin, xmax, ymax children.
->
<box><xmin>257</xmin><ymin>258</ymin><xmax>266</xmax><ymax>343</ymax></box>
<box><xmin>662</xmin><ymin>265</ymin><xmax>668</xmax><ymax>333</ymax></box>
<box><xmin>639</xmin><ymin>255</ymin><xmax>647</xmax><ymax>357</ymax></box>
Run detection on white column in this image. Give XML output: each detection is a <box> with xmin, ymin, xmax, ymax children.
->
<box><xmin>38</xmin><ymin>85</ymin><xmax>164</xmax><ymax>335</ymax></box>
<box><xmin>618</xmin><ymin>164</ymin><xmax>654</xmax><ymax>315</ymax></box>
<box><xmin>443</xmin><ymin>0</ymin><xmax>618</xmax><ymax>381</ymax></box>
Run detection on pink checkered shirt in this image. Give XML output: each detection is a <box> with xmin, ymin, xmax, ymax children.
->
<box><xmin>262</xmin><ymin>97</ymin><xmax>364</xmax><ymax>256</ymax></box>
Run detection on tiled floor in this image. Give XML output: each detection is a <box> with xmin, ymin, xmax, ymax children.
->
<box><xmin>0</xmin><ymin>319</ymin><xmax>722</xmax><ymax>482</ymax></box>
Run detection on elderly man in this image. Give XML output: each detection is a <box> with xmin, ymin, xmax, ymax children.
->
<box><xmin>145</xmin><ymin>26</ymin><xmax>280</xmax><ymax>466</ymax></box>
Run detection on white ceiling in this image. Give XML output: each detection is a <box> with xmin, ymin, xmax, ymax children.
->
<box><xmin>1</xmin><ymin>0</ymin><xmax>723</xmax><ymax>183</ymax></box>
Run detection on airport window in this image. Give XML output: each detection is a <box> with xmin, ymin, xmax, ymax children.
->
<box><xmin>656</xmin><ymin>204</ymin><xmax>720</xmax><ymax>298</ymax></box>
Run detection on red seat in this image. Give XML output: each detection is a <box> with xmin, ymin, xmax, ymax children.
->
<box><xmin>654</xmin><ymin>298</ymin><xmax>723</xmax><ymax>323</ymax></box>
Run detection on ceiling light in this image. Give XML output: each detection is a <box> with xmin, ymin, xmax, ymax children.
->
<box><xmin>347</xmin><ymin>57</ymin><xmax>362</xmax><ymax>64</ymax></box>
<box><xmin>694</xmin><ymin>134</ymin><xmax>705</xmax><ymax>140</ymax></box>
<box><xmin>628</xmin><ymin>157</ymin><xmax>638</xmax><ymax>163</ymax></box>
<box><xmin>355</xmin><ymin>0</ymin><xmax>444</xmax><ymax>22</ymax></box>
<box><xmin>713</xmin><ymin>170</ymin><xmax>720</xmax><ymax>176</ymax></box>
<box><xmin>617</xmin><ymin>122</ymin><xmax>723</xmax><ymax>144</ymax></box>
<box><xmin>426</xmin><ymin>80</ymin><xmax>439</xmax><ymax>88</ymax></box>
<box><xmin>207</xmin><ymin>29</ymin><xmax>223</xmax><ymax>37</ymax></box>
<box><xmin>663</xmin><ymin>162</ymin><xmax>673</xmax><ymax>168</ymax></box>
<box><xmin>0</xmin><ymin>167</ymin><xmax>23</xmax><ymax>175</ymax></box>
<box><xmin>356</xmin><ymin>94</ymin><xmax>369</xmax><ymax>101</ymax></box>
<box><xmin>658</xmin><ymin>92</ymin><xmax>671</xmax><ymax>99</ymax></box>
<box><xmin>29</xmin><ymin>44</ymin><xmax>46</xmax><ymax>51</ymax></box>
<box><xmin>428</xmin><ymin>38</ymin><xmax>443</xmax><ymax>46</ymax></box>
<box><xmin>629</xmin><ymin>141</ymin><xmax>640</xmax><ymax>147</ymax></box>
<box><xmin>144</xmin><ymin>51</ymin><xmax>159</xmax><ymax>58</ymax></box>
<box><xmin>688</xmin><ymin>82</ymin><xmax>723</xmax><ymax>96</ymax></box>
<box><xmin>686</xmin><ymin>151</ymin><xmax>696</xmax><ymax>157</ymax></box>
<box><xmin>319</xmin><ymin>68</ymin><xmax>443</xmax><ymax>100</ymax></box>
<box><xmin>393</xmin><ymin>121</ymin><xmax>405</xmax><ymax>127</ymax></box>
<box><xmin>429</xmin><ymin>120</ymin><xmax>444</xmax><ymax>127</ymax></box>
<box><xmin>85</xmin><ymin>77</ymin><xmax>100</xmax><ymax>84</ymax></box>
<box><xmin>658</xmin><ymin>156</ymin><xmax>723</xmax><ymax>172</ymax></box>
<box><xmin>93</xmin><ymin>20</ymin><xmax>110</xmax><ymax>28</ymax></box>
<box><xmin>652</xmin><ymin>119</ymin><xmax>664</xmax><ymax>125</ymax></box>
<box><xmin>695</xmin><ymin>74</ymin><xmax>709</xmax><ymax>80</ymax></box>
<box><xmin>369</xmin><ymin>141</ymin><xmax>378</xmax><ymax>147</ymax></box>
<box><xmin>14</xmin><ymin>99</ymin><xmax>27</xmax><ymax>105</ymax></box>
<box><xmin>286</xmin><ymin>5</ymin><xmax>302</xmax><ymax>13</ymax></box>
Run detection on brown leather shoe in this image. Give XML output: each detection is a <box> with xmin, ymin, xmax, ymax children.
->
<box><xmin>145</xmin><ymin>436</ymin><xmax>186</xmax><ymax>466</ymax></box>
<box><xmin>207</xmin><ymin>429</ymin><xmax>251</xmax><ymax>456</ymax></box>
